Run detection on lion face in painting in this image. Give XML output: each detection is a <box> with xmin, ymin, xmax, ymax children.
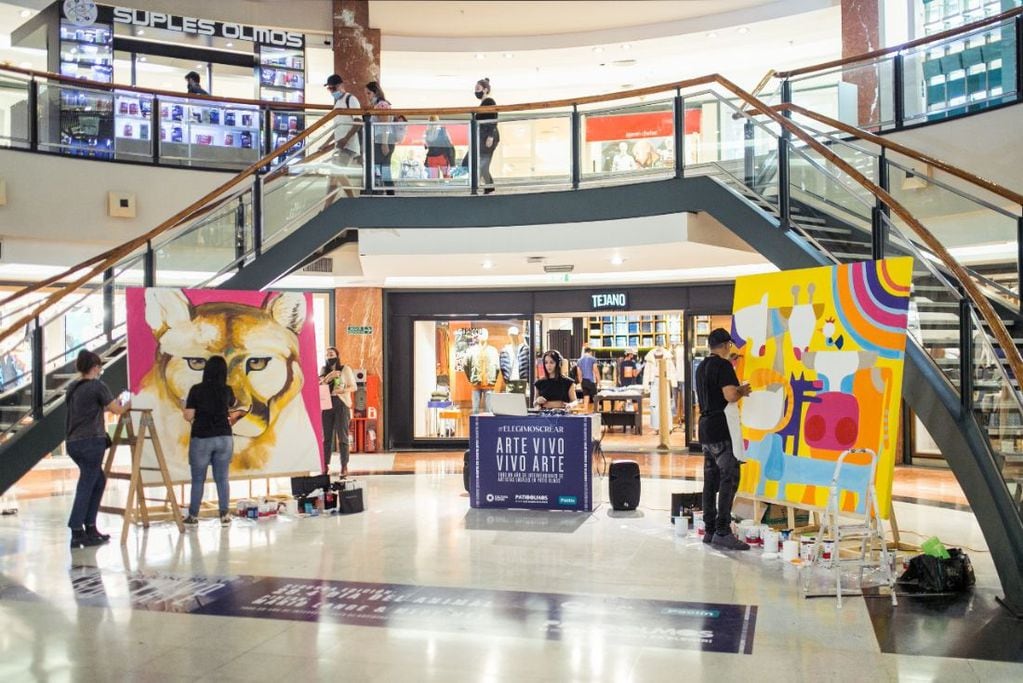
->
<box><xmin>142</xmin><ymin>289</ymin><xmax>309</xmax><ymax>470</ymax></box>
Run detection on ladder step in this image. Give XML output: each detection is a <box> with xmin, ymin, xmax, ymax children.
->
<box><xmin>107</xmin><ymin>473</ymin><xmax>131</xmax><ymax>480</ymax></box>
<box><xmin>98</xmin><ymin>505</ymin><xmax>126</xmax><ymax>514</ymax></box>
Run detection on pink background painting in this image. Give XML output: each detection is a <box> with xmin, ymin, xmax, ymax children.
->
<box><xmin>126</xmin><ymin>287</ymin><xmax>323</xmax><ymax>460</ymax></box>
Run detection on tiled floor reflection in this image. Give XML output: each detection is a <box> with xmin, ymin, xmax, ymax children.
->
<box><xmin>0</xmin><ymin>471</ymin><xmax>1017</xmax><ymax>681</ymax></box>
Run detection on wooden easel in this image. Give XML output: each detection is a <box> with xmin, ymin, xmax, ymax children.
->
<box><xmin>99</xmin><ymin>409</ymin><xmax>184</xmax><ymax>545</ymax></box>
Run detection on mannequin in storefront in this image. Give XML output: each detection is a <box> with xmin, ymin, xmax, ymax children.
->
<box><xmin>464</xmin><ymin>329</ymin><xmax>500</xmax><ymax>413</ymax></box>
<box><xmin>499</xmin><ymin>326</ymin><xmax>531</xmax><ymax>393</ymax></box>
<box><xmin>644</xmin><ymin>344</ymin><xmax>677</xmax><ymax>433</ymax></box>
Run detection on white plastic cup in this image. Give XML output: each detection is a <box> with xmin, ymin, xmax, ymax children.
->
<box><xmin>762</xmin><ymin>530</ymin><xmax>780</xmax><ymax>554</ymax></box>
<box><xmin>782</xmin><ymin>540</ymin><xmax>799</xmax><ymax>562</ymax></box>
<box><xmin>674</xmin><ymin>516</ymin><xmax>689</xmax><ymax>537</ymax></box>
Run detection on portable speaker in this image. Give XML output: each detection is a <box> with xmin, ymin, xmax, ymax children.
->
<box><xmin>609</xmin><ymin>460</ymin><xmax>641</xmax><ymax>511</ymax></box>
<box><xmin>291</xmin><ymin>474</ymin><xmax>330</xmax><ymax>497</ymax></box>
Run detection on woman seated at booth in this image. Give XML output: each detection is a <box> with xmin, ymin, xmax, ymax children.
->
<box><xmin>533</xmin><ymin>350</ymin><xmax>577</xmax><ymax>409</ymax></box>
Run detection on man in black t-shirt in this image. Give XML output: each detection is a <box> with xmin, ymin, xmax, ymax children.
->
<box><xmin>695</xmin><ymin>328</ymin><xmax>752</xmax><ymax>551</ymax></box>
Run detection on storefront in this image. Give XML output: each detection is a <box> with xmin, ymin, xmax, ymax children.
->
<box><xmin>385</xmin><ymin>284</ymin><xmax>736</xmax><ymax>450</ymax></box>
<box><xmin>12</xmin><ymin>2</ymin><xmax>308</xmax><ymax>163</ymax></box>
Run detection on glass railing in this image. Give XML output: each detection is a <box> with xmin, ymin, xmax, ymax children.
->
<box><xmin>777</xmin><ymin>10</ymin><xmax>1023</xmax><ymax>131</ymax></box>
<box><xmin>782</xmin><ymin>115</ymin><xmax>1021</xmax><ymax>310</ymax></box>
<box><xmin>0</xmin><ymin>72</ymin><xmax>30</xmax><ymax>149</ymax></box>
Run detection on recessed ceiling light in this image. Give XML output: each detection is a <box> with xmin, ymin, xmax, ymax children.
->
<box><xmin>19</xmin><ymin>9</ymin><xmax>32</xmax><ymax>18</ymax></box>
<box><xmin>474</xmin><ymin>53</ymin><xmax>485</xmax><ymax>60</ymax></box>
<box><xmin>136</xmin><ymin>29</ymin><xmax>144</xmax><ymax>36</ymax></box>
<box><xmin>482</xmin><ymin>260</ymin><xmax>494</xmax><ymax>269</ymax></box>
<box><xmin>197</xmin><ymin>63</ymin><xmax>205</xmax><ymax>69</ymax></box>
<box><xmin>621</xmin><ymin>43</ymin><xmax>632</xmax><ymax>50</ymax></box>
<box><xmin>226</xmin><ymin>41</ymin><xmax>234</xmax><ymax>48</ymax></box>
<box><xmin>138</xmin><ymin>56</ymin><xmax>147</xmax><ymax>62</ymax></box>
<box><xmin>592</xmin><ymin>46</ymin><xmax>604</xmax><ymax>53</ymax></box>
<box><xmin>707</xmin><ymin>32</ymin><xmax>718</xmax><ymax>39</ymax></box>
<box><xmin>502</xmin><ymin>52</ymin><xmax>513</xmax><ymax>59</ymax></box>
<box><xmin>19</xmin><ymin>61</ymin><xmax>31</xmax><ymax>69</ymax></box>
<box><xmin>610</xmin><ymin>255</ymin><xmax>625</xmax><ymax>265</ymax></box>
<box><xmin>738</xmin><ymin>27</ymin><xmax>749</xmax><ymax>34</ymax></box>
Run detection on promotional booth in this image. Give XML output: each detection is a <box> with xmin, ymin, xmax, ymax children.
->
<box><xmin>469</xmin><ymin>413</ymin><xmax>595</xmax><ymax>512</ymax></box>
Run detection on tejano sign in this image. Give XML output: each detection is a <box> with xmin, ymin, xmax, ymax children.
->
<box><xmin>590</xmin><ymin>291</ymin><xmax>629</xmax><ymax>311</ymax></box>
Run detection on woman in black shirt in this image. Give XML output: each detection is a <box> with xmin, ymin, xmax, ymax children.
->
<box><xmin>182</xmin><ymin>356</ymin><xmax>244</xmax><ymax>527</ymax></box>
<box><xmin>533</xmin><ymin>350</ymin><xmax>576</xmax><ymax>409</ymax></box>
<box><xmin>65</xmin><ymin>350</ymin><xmax>130</xmax><ymax>548</ymax></box>
<box><xmin>474</xmin><ymin>77</ymin><xmax>500</xmax><ymax>194</ymax></box>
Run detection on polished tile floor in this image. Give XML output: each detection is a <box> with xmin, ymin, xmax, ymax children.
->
<box><xmin>1</xmin><ymin>457</ymin><xmax>1018</xmax><ymax>682</ymax></box>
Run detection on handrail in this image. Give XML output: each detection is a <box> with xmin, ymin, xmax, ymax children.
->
<box><xmin>733</xmin><ymin>69</ymin><xmax>777</xmax><ymax>119</ymax></box>
<box><xmin>0</xmin><ymin>108</ymin><xmax>342</xmax><ymax>347</ymax></box>
<box><xmin>776</xmin><ymin>6</ymin><xmax>1023</xmax><ymax>78</ymax></box>
<box><xmin>2</xmin><ymin>73</ymin><xmax>1021</xmax><ymax>394</ymax></box>
<box><xmin>777</xmin><ymin>103</ymin><xmax>1023</xmax><ymax>207</ymax></box>
<box><xmin>710</xmin><ymin>75</ymin><xmax>1023</xmax><ymax>392</ymax></box>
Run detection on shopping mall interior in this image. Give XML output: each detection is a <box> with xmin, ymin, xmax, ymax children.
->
<box><xmin>0</xmin><ymin>0</ymin><xmax>1022</xmax><ymax>680</ymax></box>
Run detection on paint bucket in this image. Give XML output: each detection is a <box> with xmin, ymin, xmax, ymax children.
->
<box><xmin>284</xmin><ymin>499</ymin><xmax>299</xmax><ymax>516</ymax></box>
<box><xmin>762</xmin><ymin>529</ymin><xmax>781</xmax><ymax>554</ymax></box>
<box><xmin>782</xmin><ymin>540</ymin><xmax>800</xmax><ymax>562</ymax></box>
<box><xmin>693</xmin><ymin>511</ymin><xmax>705</xmax><ymax>538</ymax></box>
<box><xmin>822</xmin><ymin>540</ymin><xmax>835</xmax><ymax>567</ymax></box>
<box><xmin>742</xmin><ymin>521</ymin><xmax>761</xmax><ymax>547</ymax></box>
<box><xmin>800</xmin><ymin>536</ymin><xmax>816</xmax><ymax>562</ymax></box>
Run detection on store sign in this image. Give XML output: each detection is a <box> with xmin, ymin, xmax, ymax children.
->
<box><xmin>110</xmin><ymin>7</ymin><xmax>305</xmax><ymax>48</ymax></box>
<box><xmin>64</xmin><ymin>0</ymin><xmax>99</xmax><ymax>27</ymax></box>
<box><xmin>346</xmin><ymin>325</ymin><xmax>373</xmax><ymax>335</ymax></box>
<box><xmin>585</xmin><ymin>109</ymin><xmax>702</xmax><ymax>142</ymax></box>
<box><xmin>590</xmin><ymin>291</ymin><xmax>628</xmax><ymax>311</ymax></box>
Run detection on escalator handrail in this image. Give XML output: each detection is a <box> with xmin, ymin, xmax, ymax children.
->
<box><xmin>775</xmin><ymin>6</ymin><xmax>1023</xmax><ymax>79</ymax></box>
<box><xmin>778</xmin><ymin>103</ymin><xmax>1023</xmax><ymax>208</ymax></box>
<box><xmin>0</xmin><ymin>108</ymin><xmax>344</xmax><ymax>347</ymax></box>
<box><xmin>712</xmin><ymin>75</ymin><xmax>1023</xmax><ymax>391</ymax></box>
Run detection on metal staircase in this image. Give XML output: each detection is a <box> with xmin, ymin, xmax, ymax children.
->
<box><xmin>1</xmin><ymin>78</ymin><xmax>1021</xmax><ymax>613</ymax></box>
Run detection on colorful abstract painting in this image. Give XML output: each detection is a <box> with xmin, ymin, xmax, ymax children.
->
<box><xmin>731</xmin><ymin>258</ymin><xmax>912</xmax><ymax>518</ymax></box>
<box><xmin>126</xmin><ymin>288</ymin><xmax>322</xmax><ymax>482</ymax></box>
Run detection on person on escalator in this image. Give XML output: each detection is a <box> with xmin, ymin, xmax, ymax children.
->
<box><xmin>322</xmin><ymin>73</ymin><xmax>362</xmax><ymax>204</ymax></box>
<box><xmin>365</xmin><ymin>81</ymin><xmax>396</xmax><ymax>195</ymax></box>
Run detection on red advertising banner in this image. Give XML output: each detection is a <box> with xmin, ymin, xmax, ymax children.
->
<box><xmin>584</xmin><ymin>109</ymin><xmax>702</xmax><ymax>142</ymax></box>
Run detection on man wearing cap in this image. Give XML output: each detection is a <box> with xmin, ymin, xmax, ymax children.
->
<box><xmin>325</xmin><ymin>74</ymin><xmax>361</xmax><ymax>163</ymax></box>
<box><xmin>695</xmin><ymin>328</ymin><xmax>752</xmax><ymax>551</ymax></box>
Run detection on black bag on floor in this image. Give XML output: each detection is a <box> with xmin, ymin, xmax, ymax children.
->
<box><xmin>899</xmin><ymin>548</ymin><xmax>975</xmax><ymax>593</ymax></box>
<box><xmin>339</xmin><ymin>488</ymin><xmax>364</xmax><ymax>514</ymax></box>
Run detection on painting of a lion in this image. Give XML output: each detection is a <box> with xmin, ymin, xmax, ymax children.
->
<box><xmin>127</xmin><ymin>288</ymin><xmax>321</xmax><ymax>480</ymax></box>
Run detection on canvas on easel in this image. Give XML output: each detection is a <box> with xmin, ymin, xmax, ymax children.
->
<box><xmin>730</xmin><ymin>258</ymin><xmax>912</xmax><ymax>521</ymax></box>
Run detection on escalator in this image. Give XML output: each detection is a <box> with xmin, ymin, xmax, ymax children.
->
<box><xmin>0</xmin><ymin>78</ymin><xmax>1020</xmax><ymax>613</ymax></box>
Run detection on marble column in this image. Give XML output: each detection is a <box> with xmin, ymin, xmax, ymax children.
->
<box><xmin>841</xmin><ymin>0</ymin><xmax>882</xmax><ymax>128</ymax></box>
<box><xmin>335</xmin><ymin>286</ymin><xmax>384</xmax><ymax>447</ymax></box>
<box><xmin>331</xmin><ymin>0</ymin><xmax>380</xmax><ymax>92</ymax></box>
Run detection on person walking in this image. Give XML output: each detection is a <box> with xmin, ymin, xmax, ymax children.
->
<box><xmin>473</xmin><ymin>77</ymin><xmax>500</xmax><ymax>194</ymax></box>
<box><xmin>424</xmin><ymin>115</ymin><xmax>455</xmax><ymax>179</ymax></box>
<box><xmin>575</xmin><ymin>346</ymin><xmax>598</xmax><ymax>412</ymax></box>
<box><xmin>695</xmin><ymin>328</ymin><xmax>752</xmax><ymax>551</ymax></box>
<box><xmin>65</xmin><ymin>350</ymin><xmax>130</xmax><ymax>548</ymax></box>
<box><xmin>320</xmin><ymin>347</ymin><xmax>357</xmax><ymax>476</ymax></box>
<box><xmin>365</xmin><ymin>81</ymin><xmax>396</xmax><ymax>195</ymax></box>
<box><xmin>182</xmin><ymin>356</ymin><xmax>244</xmax><ymax>527</ymax></box>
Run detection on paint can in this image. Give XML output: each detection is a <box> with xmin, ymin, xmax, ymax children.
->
<box><xmin>693</xmin><ymin>511</ymin><xmax>705</xmax><ymax>538</ymax></box>
<box><xmin>782</xmin><ymin>540</ymin><xmax>800</xmax><ymax>562</ymax></box>
<box><xmin>822</xmin><ymin>540</ymin><xmax>835</xmax><ymax>567</ymax></box>
<box><xmin>741</xmin><ymin>520</ymin><xmax>760</xmax><ymax>547</ymax></box>
<box><xmin>284</xmin><ymin>499</ymin><xmax>299</xmax><ymax>516</ymax></box>
<box><xmin>800</xmin><ymin>536</ymin><xmax>816</xmax><ymax>562</ymax></box>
